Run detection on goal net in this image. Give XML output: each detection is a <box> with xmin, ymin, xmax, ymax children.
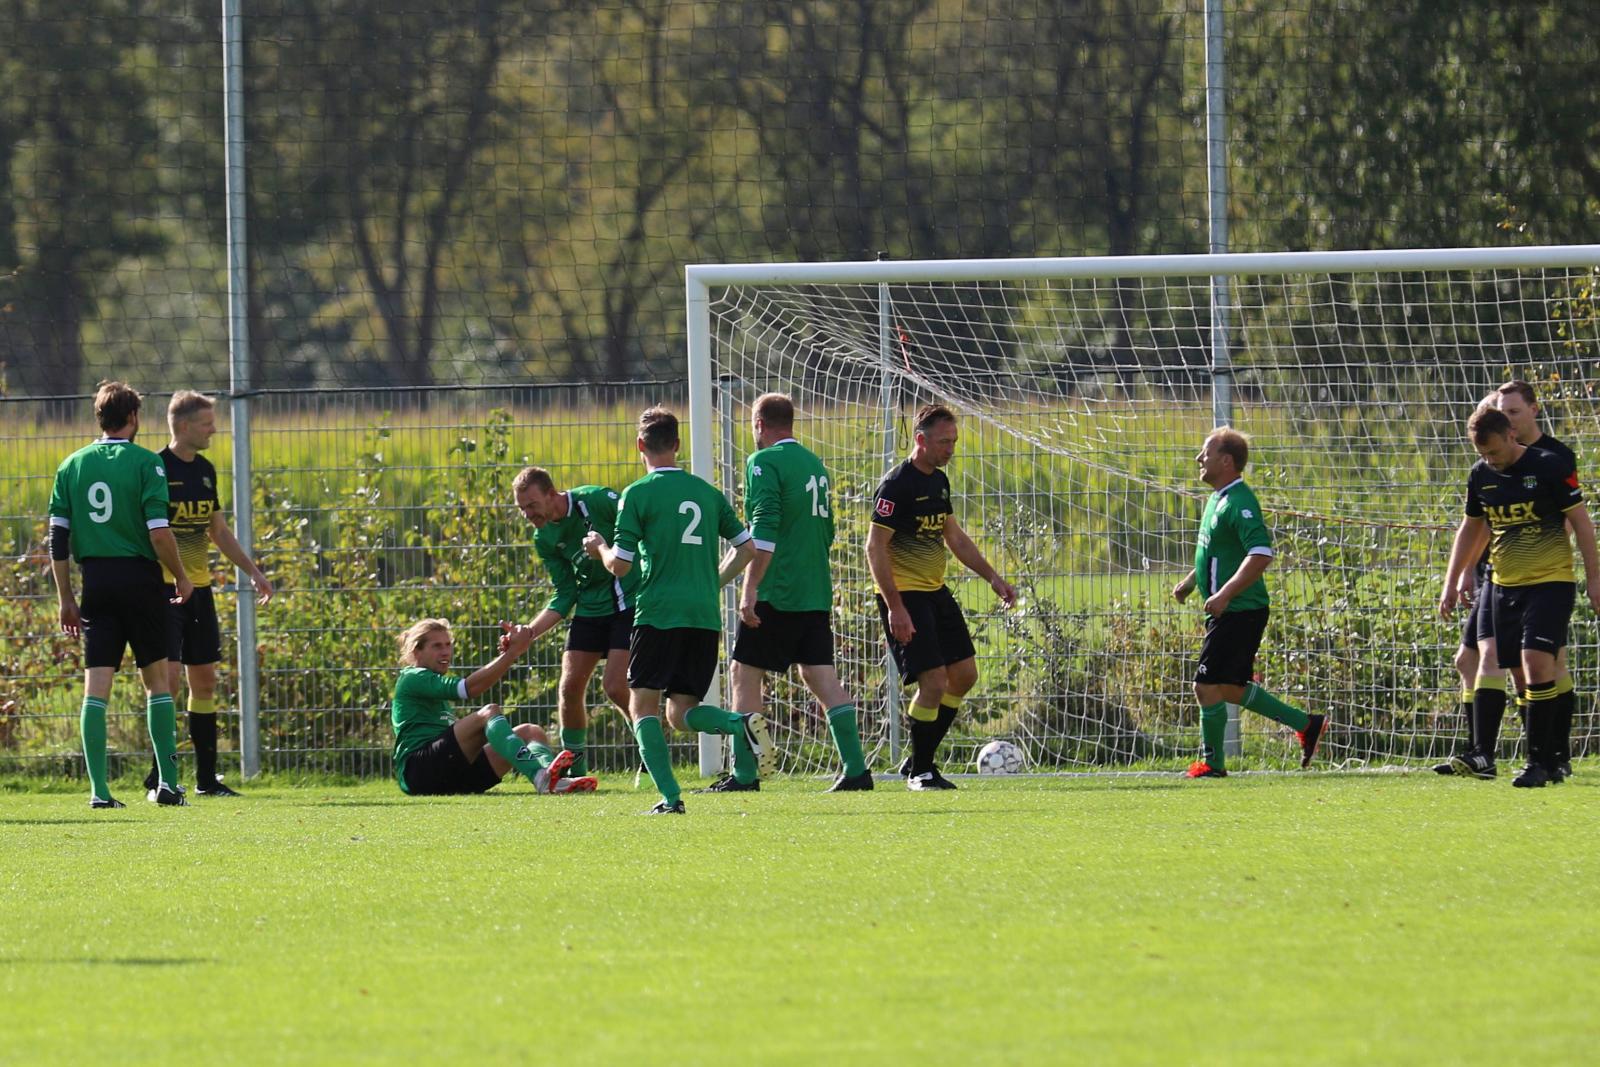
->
<box><xmin>686</xmin><ymin>247</ymin><xmax>1600</xmax><ymax>775</ymax></box>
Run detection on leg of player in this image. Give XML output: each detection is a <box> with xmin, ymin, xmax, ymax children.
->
<box><xmin>185</xmin><ymin>661</ymin><xmax>237</xmax><ymax>796</ymax></box>
<box><xmin>630</xmin><ymin>689</ymin><xmax>683</xmax><ymax>813</ymax></box>
<box><xmin>905</xmin><ymin>666</ymin><xmax>953</xmax><ymax>790</ymax></box>
<box><xmin>674</xmin><ymin>680</ymin><xmax>769</xmax><ymax>790</ymax></box>
<box><xmin>1192</xmin><ymin>681</ymin><xmax>1244</xmax><ymax>777</ymax></box>
<box><xmin>1238</xmin><ymin>681</ymin><xmax>1324</xmax><ymax>766</ymax></box>
<box><xmin>141</xmin><ymin>659</ymin><xmax>186</xmax><ymax>806</ymax></box>
<box><xmin>82</xmin><ymin>666</ymin><xmax>119</xmax><ymax>808</ymax></box>
<box><xmin>698</xmin><ymin>661</ymin><xmax>765</xmax><ymax>792</ymax></box>
<box><xmin>147</xmin><ymin>658</ymin><xmax>187</xmax><ymax>793</ymax></box>
<box><xmin>1551</xmin><ymin>646</ymin><xmax>1574</xmax><ymax>781</ymax></box>
<box><xmin>1514</xmin><ymin>649</ymin><xmax>1560</xmax><ymax>788</ymax></box>
<box><xmin>1475</xmin><ymin>636</ymin><xmax>1508</xmax><ymax>757</ymax></box>
<box><xmin>797</xmin><ymin>663</ymin><xmax>871</xmax><ymax>791</ymax></box>
<box><xmin>931</xmin><ymin>655</ymin><xmax>978</xmax><ymax>766</ymax></box>
<box><xmin>558</xmin><ymin>650</ymin><xmax>603</xmax><ymax>776</ymax></box>
<box><xmin>470</xmin><ymin>706</ymin><xmax>587</xmax><ymax>794</ymax></box>
<box><xmin>1436</xmin><ymin>639</ymin><xmax>1480</xmax><ymax>774</ymax></box>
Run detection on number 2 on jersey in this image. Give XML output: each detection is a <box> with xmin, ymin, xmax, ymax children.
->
<box><xmin>678</xmin><ymin>500</ymin><xmax>703</xmax><ymax>544</ymax></box>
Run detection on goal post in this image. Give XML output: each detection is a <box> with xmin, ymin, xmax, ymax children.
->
<box><xmin>686</xmin><ymin>245</ymin><xmax>1600</xmax><ymax>776</ymax></box>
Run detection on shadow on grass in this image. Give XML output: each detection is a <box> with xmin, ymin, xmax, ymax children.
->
<box><xmin>1</xmin><ymin>957</ymin><xmax>215</xmax><ymax>967</ymax></box>
<box><xmin>0</xmin><ymin>825</ymin><xmax>140</xmax><ymax>831</ymax></box>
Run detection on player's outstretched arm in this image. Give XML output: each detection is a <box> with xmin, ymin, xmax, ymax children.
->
<box><xmin>943</xmin><ymin>516</ymin><xmax>1017</xmax><ymax>606</ymax></box>
<box><xmin>209</xmin><ymin>511</ymin><xmax>273</xmax><ymax>604</ymax></box>
<box><xmin>465</xmin><ymin>622</ymin><xmax>537</xmax><ymax>698</ymax></box>
<box><xmin>1439</xmin><ymin>516</ymin><xmax>1486</xmax><ymax>618</ymax></box>
<box><xmin>1564</xmin><ymin>504</ymin><xmax>1600</xmax><ymax>613</ymax></box>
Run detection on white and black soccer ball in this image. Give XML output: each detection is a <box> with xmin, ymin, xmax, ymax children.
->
<box><xmin>975</xmin><ymin>739</ymin><xmax>1025</xmax><ymax>775</ymax></box>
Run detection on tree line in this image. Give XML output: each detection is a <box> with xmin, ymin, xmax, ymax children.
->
<box><xmin>1</xmin><ymin>0</ymin><xmax>1596</xmax><ymax>397</ymax></box>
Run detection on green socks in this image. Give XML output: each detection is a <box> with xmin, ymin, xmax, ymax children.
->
<box><xmin>81</xmin><ymin>696</ymin><xmax>110</xmax><ymax>800</ymax></box>
<box><xmin>633</xmin><ymin>715</ymin><xmax>680</xmax><ymax>805</ymax></box>
<box><xmin>484</xmin><ymin>715</ymin><xmax>553</xmax><ymax>785</ymax></box>
<box><xmin>685</xmin><ymin>704</ymin><xmax>758</xmax><ymax>785</ymax></box>
<box><xmin>147</xmin><ymin>693</ymin><xmax>180</xmax><ymax>788</ymax></box>
<box><xmin>1242</xmin><ymin>682</ymin><xmax>1310</xmax><ymax>732</ymax></box>
<box><xmin>827</xmin><ymin>704</ymin><xmax>868</xmax><ymax>778</ymax></box>
<box><xmin>1200</xmin><ymin>700</ymin><xmax>1228</xmax><ymax>771</ymax></box>
<box><xmin>561</xmin><ymin>726</ymin><xmax>588</xmax><ymax>776</ymax></box>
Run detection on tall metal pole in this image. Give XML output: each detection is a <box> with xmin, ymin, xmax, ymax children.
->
<box><xmin>713</xmin><ymin>374</ymin><xmax>739</xmax><ymax>778</ymax></box>
<box><xmin>1205</xmin><ymin>0</ymin><xmax>1241</xmax><ymax>759</ymax></box>
<box><xmin>686</xmin><ymin>275</ymin><xmax>722</xmax><ymax>778</ymax></box>
<box><xmin>222</xmin><ymin>0</ymin><xmax>260</xmax><ymax>777</ymax></box>
<box><xmin>878</xmin><ymin>267</ymin><xmax>902</xmax><ymax>767</ymax></box>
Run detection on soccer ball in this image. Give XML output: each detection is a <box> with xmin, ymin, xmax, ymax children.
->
<box><xmin>975</xmin><ymin>739</ymin><xmax>1025</xmax><ymax>775</ymax></box>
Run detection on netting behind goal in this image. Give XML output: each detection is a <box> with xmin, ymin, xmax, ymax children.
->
<box><xmin>690</xmin><ymin>248</ymin><xmax>1600</xmax><ymax>775</ymax></box>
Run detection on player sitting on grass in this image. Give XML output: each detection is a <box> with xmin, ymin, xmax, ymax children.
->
<box><xmin>1172</xmin><ymin>427</ymin><xmax>1325</xmax><ymax>778</ymax></box>
<box><xmin>391</xmin><ymin>618</ymin><xmax>595</xmax><ymax>796</ymax></box>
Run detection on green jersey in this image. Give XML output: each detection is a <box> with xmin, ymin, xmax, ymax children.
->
<box><xmin>533</xmin><ymin>485</ymin><xmax>638</xmax><ymax>617</ymax></box>
<box><xmin>613</xmin><ymin>466</ymin><xmax>751</xmax><ymax>631</ymax></box>
<box><xmin>390</xmin><ymin>666</ymin><xmax>467</xmax><ymax>793</ymax></box>
<box><xmin>745</xmin><ymin>438</ymin><xmax>835</xmax><ymax>612</ymax></box>
<box><xmin>1194</xmin><ymin>478</ymin><xmax>1273</xmax><ymax>612</ymax></box>
<box><xmin>48</xmin><ymin>437</ymin><xmax>171</xmax><ymax>562</ymax></box>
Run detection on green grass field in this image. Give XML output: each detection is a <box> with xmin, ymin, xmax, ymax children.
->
<box><xmin>4</xmin><ymin>770</ymin><xmax>1596</xmax><ymax>1065</ymax></box>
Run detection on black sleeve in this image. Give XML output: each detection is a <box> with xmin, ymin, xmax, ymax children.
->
<box><xmin>50</xmin><ymin>524</ymin><xmax>70</xmax><ymax>561</ymax></box>
<box><xmin>1463</xmin><ymin>466</ymin><xmax>1484</xmax><ymax>518</ymax></box>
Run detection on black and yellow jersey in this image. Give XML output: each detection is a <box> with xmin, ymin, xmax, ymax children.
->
<box><xmin>1477</xmin><ymin>433</ymin><xmax>1576</xmax><ymax>583</ymax></box>
<box><xmin>870</xmin><ymin>460</ymin><xmax>952</xmax><ymax>593</ymax></box>
<box><xmin>160</xmin><ymin>447</ymin><xmax>220</xmax><ymax>586</ymax></box>
<box><xmin>1464</xmin><ymin>445</ymin><xmax>1583</xmax><ymax>587</ymax></box>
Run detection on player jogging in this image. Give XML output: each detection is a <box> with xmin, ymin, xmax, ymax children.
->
<box><xmin>867</xmin><ymin>404</ymin><xmax>1016</xmax><ymax>791</ymax></box>
<box><xmin>1440</xmin><ymin>405</ymin><xmax>1600</xmax><ymax>788</ymax></box>
<box><xmin>721</xmin><ymin>393</ymin><xmax>871</xmax><ymax>793</ymax></box>
<box><xmin>391</xmin><ymin>618</ymin><xmax>595</xmax><ymax>796</ymax></box>
<box><xmin>1172</xmin><ymin>427</ymin><xmax>1325</xmax><ymax>778</ymax></box>
<box><xmin>49</xmin><ymin>381</ymin><xmax>195</xmax><ymax>808</ymax></box>
<box><xmin>512</xmin><ymin>466</ymin><xmax>638</xmax><ymax>776</ymax></box>
<box><xmin>139</xmin><ymin>390</ymin><xmax>273</xmax><ymax>799</ymax></box>
<box><xmin>583</xmin><ymin>406</ymin><xmax>769</xmax><ymax>815</ymax></box>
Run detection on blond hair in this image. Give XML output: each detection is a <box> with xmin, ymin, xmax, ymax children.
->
<box><xmin>398</xmin><ymin>618</ymin><xmax>452</xmax><ymax>666</ymax></box>
<box><xmin>168</xmin><ymin>390</ymin><xmax>215</xmax><ymax>429</ymax></box>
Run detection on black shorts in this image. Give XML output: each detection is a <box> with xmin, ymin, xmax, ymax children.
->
<box><xmin>1492</xmin><ymin>581</ymin><xmax>1575</xmax><ymax>669</ymax></box>
<box><xmin>628</xmin><ymin>625</ymin><xmax>720</xmax><ymax>700</ymax></box>
<box><xmin>1195</xmin><ymin>607</ymin><xmax>1269</xmax><ymax>687</ymax></box>
<box><xmin>79</xmin><ymin>557</ymin><xmax>170</xmax><ymax>670</ymax></box>
<box><xmin>401</xmin><ymin>727</ymin><xmax>502</xmax><ymax>796</ymax></box>
<box><xmin>165</xmin><ymin>584</ymin><xmax>223</xmax><ymax>665</ymax></box>
<box><xmin>565</xmin><ymin>608</ymin><xmax>633</xmax><ymax>656</ymax></box>
<box><xmin>876</xmin><ymin>587</ymin><xmax>977</xmax><ymax>684</ymax></box>
<box><xmin>732</xmin><ymin>603</ymin><xmax>835</xmax><ymax>672</ymax></box>
<box><xmin>1461</xmin><ymin>584</ymin><xmax>1496</xmax><ymax>648</ymax></box>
